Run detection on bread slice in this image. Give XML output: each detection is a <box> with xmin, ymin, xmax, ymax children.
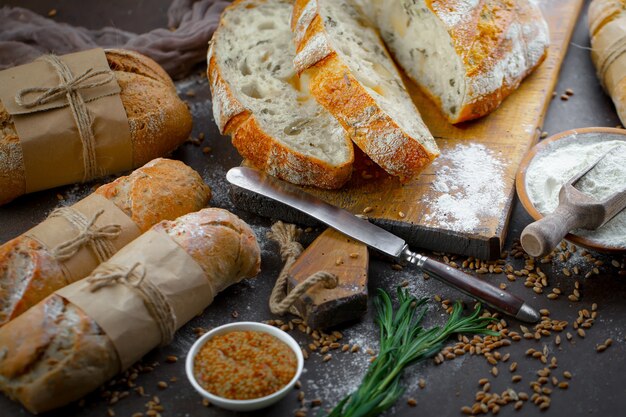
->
<box><xmin>372</xmin><ymin>0</ymin><xmax>549</xmax><ymax>124</ymax></box>
<box><xmin>207</xmin><ymin>0</ymin><xmax>353</xmax><ymax>189</ymax></box>
<box><xmin>291</xmin><ymin>0</ymin><xmax>439</xmax><ymax>182</ymax></box>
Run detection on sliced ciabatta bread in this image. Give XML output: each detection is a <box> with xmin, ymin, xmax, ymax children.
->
<box><xmin>372</xmin><ymin>0</ymin><xmax>549</xmax><ymax>124</ymax></box>
<box><xmin>291</xmin><ymin>0</ymin><xmax>439</xmax><ymax>182</ymax></box>
<box><xmin>208</xmin><ymin>0</ymin><xmax>353</xmax><ymax>189</ymax></box>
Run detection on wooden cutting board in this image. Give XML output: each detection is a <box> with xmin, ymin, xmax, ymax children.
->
<box><xmin>232</xmin><ymin>0</ymin><xmax>584</xmax><ymax>260</ymax></box>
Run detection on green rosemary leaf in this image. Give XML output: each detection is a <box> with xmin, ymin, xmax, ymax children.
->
<box><xmin>326</xmin><ymin>287</ymin><xmax>498</xmax><ymax>417</ymax></box>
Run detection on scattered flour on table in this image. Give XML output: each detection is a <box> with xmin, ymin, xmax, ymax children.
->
<box><xmin>525</xmin><ymin>137</ymin><xmax>626</xmax><ymax>248</ymax></box>
<box><xmin>187</xmin><ymin>99</ymin><xmax>213</xmax><ymax>122</ymax></box>
<box><xmin>423</xmin><ymin>143</ymin><xmax>507</xmax><ymax>232</ymax></box>
<box><xmin>57</xmin><ymin>183</ymin><xmax>97</xmax><ymax>206</ymax></box>
<box><xmin>304</xmin><ymin>318</ymin><xmax>378</xmax><ymax>407</ymax></box>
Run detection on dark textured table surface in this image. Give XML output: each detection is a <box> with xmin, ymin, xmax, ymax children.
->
<box><xmin>0</xmin><ymin>1</ymin><xmax>624</xmax><ymax>417</ymax></box>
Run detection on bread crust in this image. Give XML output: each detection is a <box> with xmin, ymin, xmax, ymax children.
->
<box><xmin>419</xmin><ymin>0</ymin><xmax>549</xmax><ymax>123</ymax></box>
<box><xmin>292</xmin><ymin>0</ymin><xmax>438</xmax><ymax>182</ymax></box>
<box><xmin>0</xmin><ymin>158</ymin><xmax>211</xmax><ymax>328</ymax></box>
<box><xmin>207</xmin><ymin>2</ymin><xmax>353</xmax><ymax>190</ymax></box>
<box><xmin>0</xmin><ymin>49</ymin><xmax>192</xmax><ymax>205</ymax></box>
<box><xmin>589</xmin><ymin>0</ymin><xmax>626</xmax><ymax>125</ymax></box>
<box><xmin>0</xmin><ymin>208</ymin><xmax>260</xmax><ymax>414</ymax></box>
<box><xmin>94</xmin><ymin>158</ymin><xmax>211</xmax><ymax>232</ymax></box>
<box><xmin>0</xmin><ymin>295</ymin><xmax>118</xmax><ymax>414</ymax></box>
<box><xmin>588</xmin><ymin>0</ymin><xmax>624</xmax><ymax>36</ymax></box>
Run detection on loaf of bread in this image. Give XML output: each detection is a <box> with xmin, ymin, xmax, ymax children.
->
<box><xmin>372</xmin><ymin>0</ymin><xmax>549</xmax><ymax>124</ymax></box>
<box><xmin>0</xmin><ymin>208</ymin><xmax>261</xmax><ymax>414</ymax></box>
<box><xmin>0</xmin><ymin>158</ymin><xmax>210</xmax><ymax>327</ymax></box>
<box><xmin>292</xmin><ymin>0</ymin><xmax>439</xmax><ymax>182</ymax></box>
<box><xmin>0</xmin><ymin>49</ymin><xmax>193</xmax><ymax>205</ymax></box>
<box><xmin>589</xmin><ymin>0</ymin><xmax>626</xmax><ymax>126</ymax></box>
<box><xmin>208</xmin><ymin>0</ymin><xmax>354</xmax><ymax>189</ymax></box>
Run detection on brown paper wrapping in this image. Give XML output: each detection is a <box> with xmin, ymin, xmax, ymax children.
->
<box><xmin>25</xmin><ymin>193</ymin><xmax>141</xmax><ymax>284</ymax></box>
<box><xmin>0</xmin><ymin>48</ymin><xmax>132</xmax><ymax>192</ymax></box>
<box><xmin>57</xmin><ymin>229</ymin><xmax>214</xmax><ymax>370</ymax></box>
<box><xmin>591</xmin><ymin>15</ymin><xmax>626</xmax><ymax>123</ymax></box>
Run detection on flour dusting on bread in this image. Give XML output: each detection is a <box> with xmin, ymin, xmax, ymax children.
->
<box><xmin>292</xmin><ymin>0</ymin><xmax>439</xmax><ymax>181</ymax></box>
<box><xmin>373</xmin><ymin>0</ymin><xmax>549</xmax><ymax>123</ymax></box>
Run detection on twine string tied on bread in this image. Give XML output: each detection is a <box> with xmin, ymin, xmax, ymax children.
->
<box><xmin>267</xmin><ymin>221</ymin><xmax>338</xmax><ymax>316</ymax></box>
<box><xmin>597</xmin><ymin>34</ymin><xmax>626</xmax><ymax>85</ymax></box>
<box><xmin>14</xmin><ymin>54</ymin><xmax>117</xmax><ymax>182</ymax></box>
<box><xmin>15</xmin><ymin>64</ymin><xmax>114</xmax><ymax>108</ymax></box>
<box><xmin>50</xmin><ymin>207</ymin><xmax>121</xmax><ymax>263</ymax></box>
<box><xmin>88</xmin><ymin>262</ymin><xmax>176</xmax><ymax>346</ymax></box>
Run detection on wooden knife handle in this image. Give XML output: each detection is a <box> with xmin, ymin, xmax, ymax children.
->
<box><xmin>420</xmin><ymin>258</ymin><xmax>524</xmax><ymax>316</ymax></box>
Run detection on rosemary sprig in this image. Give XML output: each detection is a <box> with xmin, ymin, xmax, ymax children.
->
<box><xmin>327</xmin><ymin>287</ymin><xmax>499</xmax><ymax>417</ymax></box>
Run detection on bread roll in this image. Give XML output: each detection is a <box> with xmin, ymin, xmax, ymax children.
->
<box><xmin>589</xmin><ymin>0</ymin><xmax>626</xmax><ymax>126</ymax></box>
<box><xmin>291</xmin><ymin>0</ymin><xmax>439</xmax><ymax>182</ymax></box>
<box><xmin>372</xmin><ymin>0</ymin><xmax>549</xmax><ymax>124</ymax></box>
<box><xmin>0</xmin><ymin>158</ymin><xmax>211</xmax><ymax>327</ymax></box>
<box><xmin>0</xmin><ymin>208</ymin><xmax>261</xmax><ymax>414</ymax></box>
<box><xmin>0</xmin><ymin>49</ymin><xmax>193</xmax><ymax>205</ymax></box>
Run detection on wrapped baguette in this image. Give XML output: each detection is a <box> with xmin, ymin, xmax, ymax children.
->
<box><xmin>589</xmin><ymin>0</ymin><xmax>626</xmax><ymax>125</ymax></box>
<box><xmin>0</xmin><ymin>49</ymin><xmax>193</xmax><ymax>205</ymax></box>
<box><xmin>0</xmin><ymin>158</ymin><xmax>211</xmax><ymax>327</ymax></box>
<box><xmin>0</xmin><ymin>208</ymin><xmax>261</xmax><ymax>414</ymax></box>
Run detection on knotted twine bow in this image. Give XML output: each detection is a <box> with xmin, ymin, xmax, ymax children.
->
<box><xmin>88</xmin><ymin>262</ymin><xmax>176</xmax><ymax>346</ymax></box>
<box><xmin>267</xmin><ymin>221</ymin><xmax>338</xmax><ymax>316</ymax></box>
<box><xmin>49</xmin><ymin>207</ymin><xmax>122</xmax><ymax>264</ymax></box>
<box><xmin>14</xmin><ymin>54</ymin><xmax>116</xmax><ymax>182</ymax></box>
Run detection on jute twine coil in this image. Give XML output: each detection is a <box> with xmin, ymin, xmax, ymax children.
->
<box><xmin>15</xmin><ymin>54</ymin><xmax>116</xmax><ymax>182</ymax></box>
<box><xmin>49</xmin><ymin>207</ymin><xmax>121</xmax><ymax>264</ymax></box>
<box><xmin>267</xmin><ymin>221</ymin><xmax>338</xmax><ymax>316</ymax></box>
<box><xmin>88</xmin><ymin>262</ymin><xmax>176</xmax><ymax>345</ymax></box>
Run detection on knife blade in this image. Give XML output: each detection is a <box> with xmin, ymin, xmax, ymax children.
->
<box><xmin>227</xmin><ymin>167</ymin><xmax>540</xmax><ymax>323</ymax></box>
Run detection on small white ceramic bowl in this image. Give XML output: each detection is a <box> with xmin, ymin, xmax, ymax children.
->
<box><xmin>185</xmin><ymin>321</ymin><xmax>304</xmax><ymax>411</ymax></box>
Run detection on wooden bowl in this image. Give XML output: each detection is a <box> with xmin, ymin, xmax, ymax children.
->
<box><xmin>516</xmin><ymin>127</ymin><xmax>626</xmax><ymax>254</ymax></box>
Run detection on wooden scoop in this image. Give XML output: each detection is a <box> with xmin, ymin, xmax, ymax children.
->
<box><xmin>521</xmin><ymin>149</ymin><xmax>626</xmax><ymax>257</ymax></box>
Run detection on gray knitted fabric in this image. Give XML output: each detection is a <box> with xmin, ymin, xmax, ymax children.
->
<box><xmin>0</xmin><ymin>0</ymin><xmax>230</xmax><ymax>79</ymax></box>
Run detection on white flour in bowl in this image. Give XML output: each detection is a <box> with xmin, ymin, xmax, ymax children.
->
<box><xmin>525</xmin><ymin>134</ymin><xmax>626</xmax><ymax>248</ymax></box>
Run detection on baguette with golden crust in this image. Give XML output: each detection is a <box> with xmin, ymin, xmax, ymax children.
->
<box><xmin>589</xmin><ymin>0</ymin><xmax>626</xmax><ymax>126</ymax></box>
<box><xmin>0</xmin><ymin>158</ymin><xmax>211</xmax><ymax>327</ymax></box>
<box><xmin>0</xmin><ymin>49</ymin><xmax>193</xmax><ymax>205</ymax></box>
<box><xmin>0</xmin><ymin>208</ymin><xmax>261</xmax><ymax>414</ymax></box>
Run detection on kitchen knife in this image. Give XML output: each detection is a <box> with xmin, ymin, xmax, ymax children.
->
<box><xmin>227</xmin><ymin>167</ymin><xmax>540</xmax><ymax>323</ymax></box>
